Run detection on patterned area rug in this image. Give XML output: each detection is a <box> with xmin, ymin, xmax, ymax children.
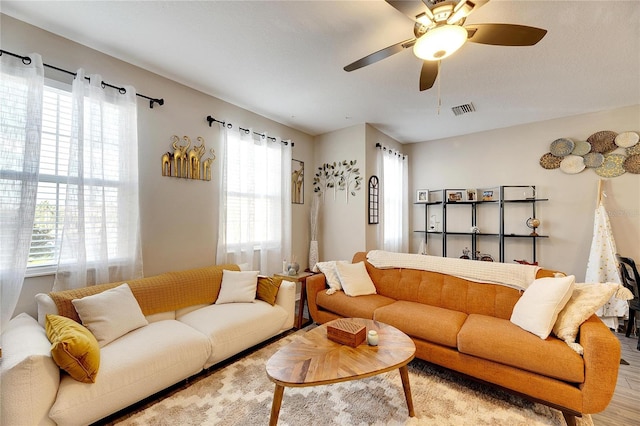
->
<box><xmin>112</xmin><ymin>331</ymin><xmax>593</xmax><ymax>426</ymax></box>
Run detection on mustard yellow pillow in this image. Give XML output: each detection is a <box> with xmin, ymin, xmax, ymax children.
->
<box><xmin>256</xmin><ymin>276</ymin><xmax>282</xmax><ymax>306</ymax></box>
<box><xmin>45</xmin><ymin>314</ymin><xmax>100</xmax><ymax>383</ymax></box>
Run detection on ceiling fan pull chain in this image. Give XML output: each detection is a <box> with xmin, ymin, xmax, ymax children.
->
<box><xmin>437</xmin><ymin>60</ymin><xmax>442</xmax><ymax>115</ymax></box>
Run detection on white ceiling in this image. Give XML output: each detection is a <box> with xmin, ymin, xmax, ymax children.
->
<box><xmin>2</xmin><ymin>0</ymin><xmax>639</xmax><ymax>143</ymax></box>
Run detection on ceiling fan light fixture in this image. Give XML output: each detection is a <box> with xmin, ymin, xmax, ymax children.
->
<box><xmin>447</xmin><ymin>1</ymin><xmax>474</xmax><ymax>24</ymax></box>
<box><xmin>413</xmin><ymin>24</ymin><xmax>468</xmax><ymax>61</ymax></box>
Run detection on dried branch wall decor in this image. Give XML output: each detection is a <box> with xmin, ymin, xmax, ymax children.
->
<box><xmin>161</xmin><ymin>135</ymin><xmax>216</xmax><ymax>181</ymax></box>
<box><xmin>313</xmin><ymin>160</ymin><xmax>362</xmax><ymax>203</ymax></box>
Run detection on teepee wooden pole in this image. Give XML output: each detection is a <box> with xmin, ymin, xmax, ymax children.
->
<box><xmin>596</xmin><ymin>179</ymin><xmax>603</xmax><ymax>206</ymax></box>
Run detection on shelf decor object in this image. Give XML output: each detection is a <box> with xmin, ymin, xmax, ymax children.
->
<box><xmin>416</xmin><ymin>189</ymin><xmax>429</xmax><ymax>203</ymax></box>
<box><xmin>526</xmin><ymin>217</ymin><xmax>541</xmax><ymax>237</ymax></box>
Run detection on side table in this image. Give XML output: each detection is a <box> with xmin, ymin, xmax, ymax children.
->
<box><xmin>274</xmin><ymin>271</ymin><xmax>313</xmax><ymax>329</ymax></box>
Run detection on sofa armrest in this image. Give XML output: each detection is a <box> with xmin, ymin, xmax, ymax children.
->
<box><xmin>1</xmin><ymin>313</ymin><xmax>59</xmax><ymax>426</ymax></box>
<box><xmin>306</xmin><ymin>273</ymin><xmax>327</xmax><ymax>323</ymax></box>
<box><xmin>275</xmin><ymin>279</ymin><xmax>296</xmax><ymax>330</ymax></box>
<box><xmin>578</xmin><ymin>314</ymin><xmax>621</xmax><ymax>413</ymax></box>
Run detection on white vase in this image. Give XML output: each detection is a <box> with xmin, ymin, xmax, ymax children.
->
<box><xmin>309</xmin><ymin>240</ymin><xmax>319</xmax><ymax>271</ymax></box>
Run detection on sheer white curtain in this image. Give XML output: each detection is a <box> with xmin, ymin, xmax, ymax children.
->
<box><xmin>379</xmin><ymin>147</ymin><xmax>409</xmax><ymax>252</ymax></box>
<box><xmin>0</xmin><ymin>53</ymin><xmax>44</xmax><ymax>330</ymax></box>
<box><xmin>216</xmin><ymin>126</ymin><xmax>291</xmax><ymax>275</ymax></box>
<box><xmin>53</xmin><ymin>70</ymin><xmax>143</xmax><ymax>290</ymax></box>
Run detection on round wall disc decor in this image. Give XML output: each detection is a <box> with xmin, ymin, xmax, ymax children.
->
<box><xmin>550</xmin><ymin>138</ymin><xmax>575</xmax><ymax>156</ymax></box>
<box><xmin>539</xmin><ymin>152</ymin><xmax>562</xmax><ymax>169</ymax></box>
<box><xmin>627</xmin><ymin>144</ymin><xmax>640</xmax><ymax>156</ymax></box>
<box><xmin>583</xmin><ymin>152</ymin><xmax>605</xmax><ymax>168</ymax></box>
<box><xmin>595</xmin><ymin>154</ymin><xmax>626</xmax><ymax>177</ymax></box>
<box><xmin>587</xmin><ymin>130</ymin><xmax>618</xmax><ymax>154</ymax></box>
<box><xmin>615</xmin><ymin>131</ymin><xmax>639</xmax><ymax>148</ymax></box>
<box><xmin>571</xmin><ymin>140</ymin><xmax>591</xmax><ymax>156</ymax></box>
<box><xmin>623</xmin><ymin>154</ymin><xmax>640</xmax><ymax>174</ymax></box>
<box><xmin>559</xmin><ymin>155</ymin><xmax>585</xmax><ymax>174</ymax></box>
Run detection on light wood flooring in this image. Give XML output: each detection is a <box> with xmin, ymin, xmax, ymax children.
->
<box><xmin>591</xmin><ymin>331</ymin><xmax>639</xmax><ymax>426</ymax></box>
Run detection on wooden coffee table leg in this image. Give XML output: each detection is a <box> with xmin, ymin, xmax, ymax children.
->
<box><xmin>269</xmin><ymin>384</ymin><xmax>285</xmax><ymax>426</ymax></box>
<box><xmin>399</xmin><ymin>365</ymin><xmax>415</xmax><ymax>417</ymax></box>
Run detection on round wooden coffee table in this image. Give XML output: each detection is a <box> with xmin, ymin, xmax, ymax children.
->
<box><xmin>265</xmin><ymin>318</ymin><xmax>416</xmax><ymax>425</ymax></box>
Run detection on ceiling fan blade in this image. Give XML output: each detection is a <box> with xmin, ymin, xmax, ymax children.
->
<box><xmin>385</xmin><ymin>0</ymin><xmax>428</xmax><ymax>22</ymax></box>
<box><xmin>466</xmin><ymin>23</ymin><xmax>547</xmax><ymax>46</ymax></box>
<box><xmin>344</xmin><ymin>38</ymin><xmax>415</xmax><ymax>72</ymax></box>
<box><xmin>419</xmin><ymin>61</ymin><xmax>439</xmax><ymax>91</ymax></box>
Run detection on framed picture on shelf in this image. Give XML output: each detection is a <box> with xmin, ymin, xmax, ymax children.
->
<box><xmin>482</xmin><ymin>190</ymin><xmax>494</xmax><ymax>201</ymax></box>
<box><xmin>446</xmin><ymin>190</ymin><xmax>463</xmax><ymax>202</ymax></box>
<box><xmin>465</xmin><ymin>189</ymin><xmax>478</xmax><ymax>202</ymax></box>
<box><xmin>416</xmin><ymin>189</ymin><xmax>429</xmax><ymax>203</ymax></box>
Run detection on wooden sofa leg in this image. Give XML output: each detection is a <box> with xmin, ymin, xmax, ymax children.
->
<box><xmin>562</xmin><ymin>412</ymin><xmax>577</xmax><ymax>426</ymax></box>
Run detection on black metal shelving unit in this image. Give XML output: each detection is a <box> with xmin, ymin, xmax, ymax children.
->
<box><xmin>414</xmin><ymin>186</ymin><xmax>548</xmax><ymax>263</ymax></box>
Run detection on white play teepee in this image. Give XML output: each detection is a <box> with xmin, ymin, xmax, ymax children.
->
<box><xmin>584</xmin><ymin>180</ymin><xmax>628</xmax><ymax>329</ymax></box>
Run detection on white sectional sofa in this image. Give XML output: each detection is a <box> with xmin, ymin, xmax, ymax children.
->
<box><xmin>1</xmin><ymin>264</ymin><xmax>295</xmax><ymax>426</ymax></box>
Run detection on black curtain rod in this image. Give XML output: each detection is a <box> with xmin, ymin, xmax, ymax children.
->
<box><xmin>206</xmin><ymin>115</ymin><xmax>294</xmax><ymax>147</ymax></box>
<box><xmin>0</xmin><ymin>49</ymin><xmax>164</xmax><ymax>109</ymax></box>
<box><xmin>375</xmin><ymin>142</ymin><xmax>406</xmax><ymax>159</ymax></box>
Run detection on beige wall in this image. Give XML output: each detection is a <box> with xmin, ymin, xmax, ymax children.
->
<box><xmin>313</xmin><ymin>124</ymin><xmax>367</xmax><ymax>261</ymax></box>
<box><xmin>3</xmin><ymin>14</ymin><xmax>314</xmax><ymax>317</ymax></box>
<box><xmin>406</xmin><ymin>105</ymin><xmax>640</xmax><ymax>280</ymax></box>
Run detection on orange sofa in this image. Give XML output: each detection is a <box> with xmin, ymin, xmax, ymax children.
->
<box><xmin>306</xmin><ymin>252</ymin><xmax>620</xmax><ymax>425</ymax></box>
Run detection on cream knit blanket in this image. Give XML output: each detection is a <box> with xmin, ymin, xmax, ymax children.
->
<box><xmin>366</xmin><ymin>250</ymin><xmax>540</xmax><ymax>291</ymax></box>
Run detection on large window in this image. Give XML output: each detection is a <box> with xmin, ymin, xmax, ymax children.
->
<box><xmin>28</xmin><ymin>83</ymin><xmax>71</xmax><ymax>267</ymax></box>
<box><xmin>216</xmin><ymin>128</ymin><xmax>291</xmax><ymax>274</ymax></box>
<box><xmin>27</xmin><ymin>83</ymin><xmax>125</xmax><ymax>271</ymax></box>
<box><xmin>380</xmin><ymin>148</ymin><xmax>408</xmax><ymax>252</ymax></box>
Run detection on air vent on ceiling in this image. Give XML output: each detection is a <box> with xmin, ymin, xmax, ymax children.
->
<box><xmin>451</xmin><ymin>103</ymin><xmax>476</xmax><ymax>116</ymax></box>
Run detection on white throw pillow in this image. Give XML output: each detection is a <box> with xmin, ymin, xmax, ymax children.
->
<box><xmin>335</xmin><ymin>261</ymin><xmax>377</xmax><ymax>297</ymax></box>
<box><xmin>314</xmin><ymin>260</ymin><xmax>347</xmax><ymax>293</ymax></box>
<box><xmin>72</xmin><ymin>283</ymin><xmax>148</xmax><ymax>347</ymax></box>
<box><xmin>215</xmin><ymin>270</ymin><xmax>259</xmax><ymax>304</ymax></box>
<box><xmin>510</xmin><ymin>275</ymin><xmax>575</xmax><ymax>339</ymax></box>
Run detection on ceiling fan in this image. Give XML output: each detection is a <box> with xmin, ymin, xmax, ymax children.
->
<box><xmin>344</xmin><ymin>0</ymin><xmax>547</xmax><ymax>91</ymax></box>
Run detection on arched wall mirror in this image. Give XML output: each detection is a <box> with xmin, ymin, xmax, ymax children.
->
<box><xmin>368</xmin><ymin>175</ymin><xmax>379</xmax><ymax>224</ymax></box>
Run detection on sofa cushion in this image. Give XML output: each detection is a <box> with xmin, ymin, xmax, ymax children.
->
<box><xmin>256</xmin><ymin>275</ymin><xmax>283</xmax><ymax>305</ymax></box>
<box><xmin>49</xmin><ymin>320</ymin><xmax>210</xmax><ymax>426</ymax></box>
<box><xmin>336</xmin><ymin>261</ymin><xmax>377</xmax><ymax>296</ymax></box>
<box><xmin>177</xmin><ymin>300</ymin><xmax>288</xmax><ymax>368</ymax></box>
<box><xmin>552</xmin><ymin>282</ymin><xmax>620</xmax><ymax>353</ymax></box>
<box><xmin>45</xmin><ymin>314</ymin><xmax>100</xmax><ymax>383</ymax></box>
<box><xmin>36</xmin><ymin>292</ymin><xmax>58</xmax><ymax>327</ymax></box>
<box><xmin>314</xmin><ymin>260</ymin><xmax>348</xmax><ymax>293</ymax></box>
<box><xmin>72</xmin><ymin>283</ymin><xmax>149</xmax><ymax>347</ymax></box>
<box><xmin>0</xmin><ymin>313</ymin><xmax>59</xmax><ymax>426</ymax></box>
<box><xmin>458</xmin><ymin>314</ymin><xmax>584</xmax><ymax>383</ymax></box>
<box><xmin>216</xmin><ymin>270</ymin><xmax>259</xmax><ymax>304</ymax></box>
<box><xmin>316</xmin><ymin>290</ymin><xmax>395</xmax><ymax>319</ymax></box>
<box><xmin>373</xmin><ymin>300</ymin><xmax>467</xmax><ymax>348</ymax></box>
<box><xmin>510</xmin><ymin>275</ymin><xmax>575</xmax><ymax>339</ymax></box>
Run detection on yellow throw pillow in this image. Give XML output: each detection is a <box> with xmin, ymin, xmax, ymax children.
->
<box><xmin>45</xmin><ymin>314</ymin><xmax>100</xmax><ymax>383</ymax></box>
<box><xmin>256</xmin><ymin>276</ymin><xmax>282</xmax><ymax>306</ymax></box>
